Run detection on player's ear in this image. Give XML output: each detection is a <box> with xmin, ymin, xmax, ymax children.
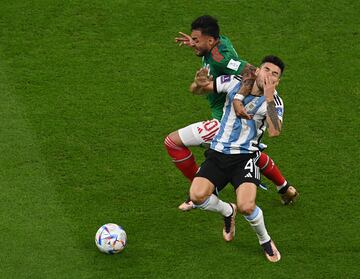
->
<box><xmin>208</xmin><ymin>37</ymin><xmax>215</xmax><ymax>46</ymax></box>
<box><xmin>275</xmin><ymin>78</ymin><xmax>280</xmax><ymax>86</ymax></box>
<box><xmin>255</xmin><ymin>67</ymin><xmax>260</xmax><ymax>76</ymax></box>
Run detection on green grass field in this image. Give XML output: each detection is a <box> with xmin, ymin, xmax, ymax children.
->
<box><xmin>1</xmin><ymin>1</ymin><xmax>359</xmax><ymax>278</ymax></box>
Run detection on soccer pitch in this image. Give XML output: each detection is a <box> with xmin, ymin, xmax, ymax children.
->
<box><xmin>0</xmin><ymin>1</ymin><xmax>359</xmax><ymax>278</ymax></box>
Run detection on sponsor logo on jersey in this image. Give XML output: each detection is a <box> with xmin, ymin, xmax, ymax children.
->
<box><xmin>227</xmin><ymin>59</ymin><xmax>241</xmax><ymax>71</ymax></box>
<box><xmin>221</xmin><ymin>75</ymin><xmax>231</xmax><ymax>83</ymax></box>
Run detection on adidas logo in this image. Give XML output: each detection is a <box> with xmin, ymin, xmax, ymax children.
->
<box><xmin>245</xmin><ymin>173</ymin><xmax>252</xmax><ymax>178</ymax></box>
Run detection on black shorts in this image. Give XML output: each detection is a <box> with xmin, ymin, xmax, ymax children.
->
<box><xmin>195</xmin><ymin>149</ymin><xmax>260</xmax><ymax>192</ymax></box>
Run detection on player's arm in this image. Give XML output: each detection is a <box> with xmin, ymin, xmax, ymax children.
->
<box><xmin>189</xmin><ymin>68</ymin><xmax>214</xmax><ymax>95</ymax></box>
<box><xmin>237</xmin><ymin>63</ymin><xmax>257</xmax><ymax>97</ymax></box>
<box><xmin>213</xmin><ymin>58</ymin><xmax>256</xmax><ymax>97</ymax></box>
<box><xmin>175</xmin><ymin>32</ymin><xmax>195</xmax><ymax>47</ymax></box>
<box><xmin>226</xmin><ymin>63</ymin><xmax>256</xmax><ymax>119</ymax></box>
<box><xmin>233</xmin><ymin>63</ymin><xmax>258</xmax><ymax>119</ymax></box>
<box><xmin>264</xmin><ymin>76</ymin><xmax>283</xmax><ymax>137</ymax></box>
<box><xmin>233</xmin><ymin>96</ymin><xmax>252</xmax><ymax>119</ymax></box>
<box><xmin>213</xmin><ymin>58</ymin><xmax>257</xmax><ymax>119</ymax></box>
<box><xmin>266</xmin><ymin>102</ymin><xmax>282</xmax><ymax>137</ymax></box>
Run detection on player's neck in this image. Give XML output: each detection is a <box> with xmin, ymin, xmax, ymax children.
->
<box><xmin>208</xmin><ymin>38</ymin><xmax>220</xmax><ymax>53</ymax></box>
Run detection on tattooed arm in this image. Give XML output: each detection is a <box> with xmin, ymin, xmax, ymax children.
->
<box><xmin>266</xmin><ymin>100</ymin><xmax>282</xmax><ymax>137</ymax></box>
<box><xmin>233</xmin><ymin>64</ymin><xmax>257</xmax><ymax>119</ymax></box>
<box><xmin>238</xmin><ymin>63</ymin><xmax>257</xmax><ymax>96</ymax></box>
<box><xmin>263</xmin><ymin>75</ymin><xmax>282</xmax><ymax>137</ymax></box>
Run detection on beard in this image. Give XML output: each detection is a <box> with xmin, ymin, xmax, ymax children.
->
<box><xmin>194</xmin><ymin>48</ymin><xmax>206</xmax><ymax>57</ymax></box>
<box><xmin>256</xmin><ymin>78</ymin><xmax>264</xmax><ymax>90</ymax></box>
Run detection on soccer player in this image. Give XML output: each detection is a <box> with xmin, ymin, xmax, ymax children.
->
<box><xmin>164</xmin><ymin>15</ymin><xmax>298</xmax><ymax>210</ymax></box>
<box><xmin>189</xmin><ymin>55</ymin><xmax>286</xmax><ymax>262</ymax></box>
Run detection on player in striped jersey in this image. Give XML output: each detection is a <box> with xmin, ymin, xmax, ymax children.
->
<box><xmin>188</xmin><ymin>55</ymin><xmax>286</xmax><ymax>262</ymax></box>
<box><xmin>164</xmin><ymin>15</ymin><xmax>298</xmax><ymax>210</ymax></box>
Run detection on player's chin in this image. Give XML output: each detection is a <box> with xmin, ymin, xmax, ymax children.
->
<box><xmin>194</xmin><ymin>49</ymin><xmax>203</xmax><ymax>57</ymax></box>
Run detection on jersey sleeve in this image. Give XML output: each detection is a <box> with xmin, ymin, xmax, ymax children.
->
<box><xmin>273</xmin><ymin>93</ymin><xmax>284</xmax><ymax>122</ymax></box>
<box><xmin>214</xmin><ymin>75</ymin><xmax>241</xmax><ymax>94</ymax></box>
<box><xmin>255</xmin><ymin>93</ymin><xmax>284</xmax><ymax>123</ymax></box>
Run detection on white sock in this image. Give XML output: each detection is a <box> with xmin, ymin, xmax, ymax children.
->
<box><xmin>196</xmin><ymin>194</ymin><xmax>233</xmax><ymax>217</ymax></box>
<box><xmin>244</xmin><ymin>206</ymin><xmax>271</xmax><ymax>244</ymax></box>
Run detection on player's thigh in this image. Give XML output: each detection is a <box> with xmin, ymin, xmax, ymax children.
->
<box><xmin>178</xmin><ymin>119</ymin><xmax>220</xmax><ymax>147</ymax></box>
<box><xmin>230</xmin><ymin>156</ymin><xmax>261</xmax><ymax>189</ymax></box>
<box><xmin>194</xmin><ymin>152</ymin><xmax>228</xmax><ymax>196</ymax></box>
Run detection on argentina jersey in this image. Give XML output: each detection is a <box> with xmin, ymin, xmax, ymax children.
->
<box><xmin>210</xmin><ymin>75</ymin><xmax>284</xmax><ymax>154</ymax></box>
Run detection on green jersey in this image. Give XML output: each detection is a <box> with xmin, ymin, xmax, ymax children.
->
<box><xmin>202</xmin><ymin>35</ymin><xmax>247</xmax><ymax>120</ymax></box>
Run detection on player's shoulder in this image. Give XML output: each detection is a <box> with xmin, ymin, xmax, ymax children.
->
<box><xmin>211</xmin><ymin>35</ymin><xmax>237</xmax><ymax>63</ymax></box>
<box><xmin>274</xmin><ymin>90</ymin><xmax>284</xmax><ymax>106</ymax></box>
<box><xmin>218</xmin><ymin>74</ymin><xmax>242</xmax><ymax>84</ymax></box>
<box><xmin>216</xmin><ymin>74</ymin><xmax>242</xmax><ymax>94</ymax></box>
<box><xmin>219</xmin><ymin>35</ymin><xmax>235</xmax><ymax>51</ymax></box>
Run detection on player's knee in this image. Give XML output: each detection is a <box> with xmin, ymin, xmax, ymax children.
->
<box><xmin>237</xmin><ymin>202</ymin><xmax>256</xmax><ymax>215</ymax></box>
<box><xmin>189</xmin><ymin>189</ymin><xmax>207</xmax><ymax>205</ymax></box>
<box><xmin>189</xmin><ymin>180</ymin><xmax>211</xmax><ymax>205</ymax></box>
<box><xmin>165</xmin><ymin>131</ymin><xmax>183</xmax><ymax>147</ymax></box>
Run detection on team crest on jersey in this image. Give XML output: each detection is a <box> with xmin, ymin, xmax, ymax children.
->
<box><xmin>244</xmin><ymin>97</ymin><xmax>264</xmax><ymax>114</ymax></box>
<box><xmin>221</xmin><ymin>75</ymin><xmax>231</xmax><ymax>83</ymax></box>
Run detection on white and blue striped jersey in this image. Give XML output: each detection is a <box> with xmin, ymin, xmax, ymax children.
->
<box><xmin>210</xmin><ymin>75</ymin><xmax>284</xmax><ymax>154</ymax></box>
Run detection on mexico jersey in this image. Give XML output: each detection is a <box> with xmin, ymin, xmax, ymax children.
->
<box><xmin>210</xmin><ymin>75</ymin><xmax>284</xmax><ymax>154</ymax></box>
<box><xmin>202</xmin><ymin>35</ymin><xmax>248</xmax><ymax>121</ymax></box>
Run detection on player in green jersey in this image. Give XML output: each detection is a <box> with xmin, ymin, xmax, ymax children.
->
<box><xmin>164</xmin><ymin>15</ymin><xmax>298</xmax><ymax>211</ymax></box>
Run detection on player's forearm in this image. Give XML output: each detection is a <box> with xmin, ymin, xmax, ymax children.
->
<box><xmin>266</xmin><ymin>100</ymin><xmax>282</xmax><ymax>137</ymax></box>
<box><xmin>189</xmin><ymin>81</ymin><xmax>213</xmax><ymax>95</ymax></box>
<box><xmin>238</xmin><ymin>63</ymin><xmax>257</xmax><ymax>97</ymax></box>
<box><xmin>233</xmin><ymin>99</ymin><xmax>245</xmax><ymax>117</ymax></box>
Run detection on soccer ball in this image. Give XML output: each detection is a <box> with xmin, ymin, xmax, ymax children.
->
<box><xmin>95</xmin><ymin>223</ymin><xmax>127</xmax><ymax>254</ymax></box>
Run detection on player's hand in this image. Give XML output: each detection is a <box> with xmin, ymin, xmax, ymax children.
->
<box><xmin>263</xmin><ymin>75</ymin><xmax>277</xmax><ymax>101</ymax></box>
<box><xmin>194</xmin><ymin>68</ymin><xmax>212</xmax><ymax>87</ymax></box>
<box><xmin>175</xmin><ymin>32</ymin><xmax>195</xmax><ymax>47</ymax></box>
<box><xmin>233</xmin><ymin>99</ymin><xmax>253</xmax><ymax>120</ymax></box>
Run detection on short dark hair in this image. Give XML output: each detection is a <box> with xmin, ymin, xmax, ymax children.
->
<box><xmin>191</xmin><ymin>15</ymin><xmax>220</xmax><ymax>39</ymax></box>
<box><xmin>261</xmin><ymin>55</ymin><xmax>285</xmax><ymax>75</ymax></box>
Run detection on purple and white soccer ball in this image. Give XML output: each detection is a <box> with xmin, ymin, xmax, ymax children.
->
<box><xmin>95</xmin><ymin>223</ymin><xmax>127</xmax><ymax>254</ymax></box>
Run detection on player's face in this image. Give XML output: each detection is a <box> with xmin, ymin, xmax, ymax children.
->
<box><xmin>191</xmin><ymin>30</ymin><xmax>214</xmax><ymax>57</ymax></box>
<box><xmin>255</xmin><ymin>62</ymin><xmax>281</xmax><ymax>90</ymax></box>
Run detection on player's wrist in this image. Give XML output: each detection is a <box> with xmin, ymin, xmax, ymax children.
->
<box><xmin>265</xmin><ymin>92</ymin><xmax>275</xmax><ymax>102</ymax></box>
<box><xmin>234</xmin><ymin>94</ymin><xmax>245</xmax><ymax>101</ymax></box>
